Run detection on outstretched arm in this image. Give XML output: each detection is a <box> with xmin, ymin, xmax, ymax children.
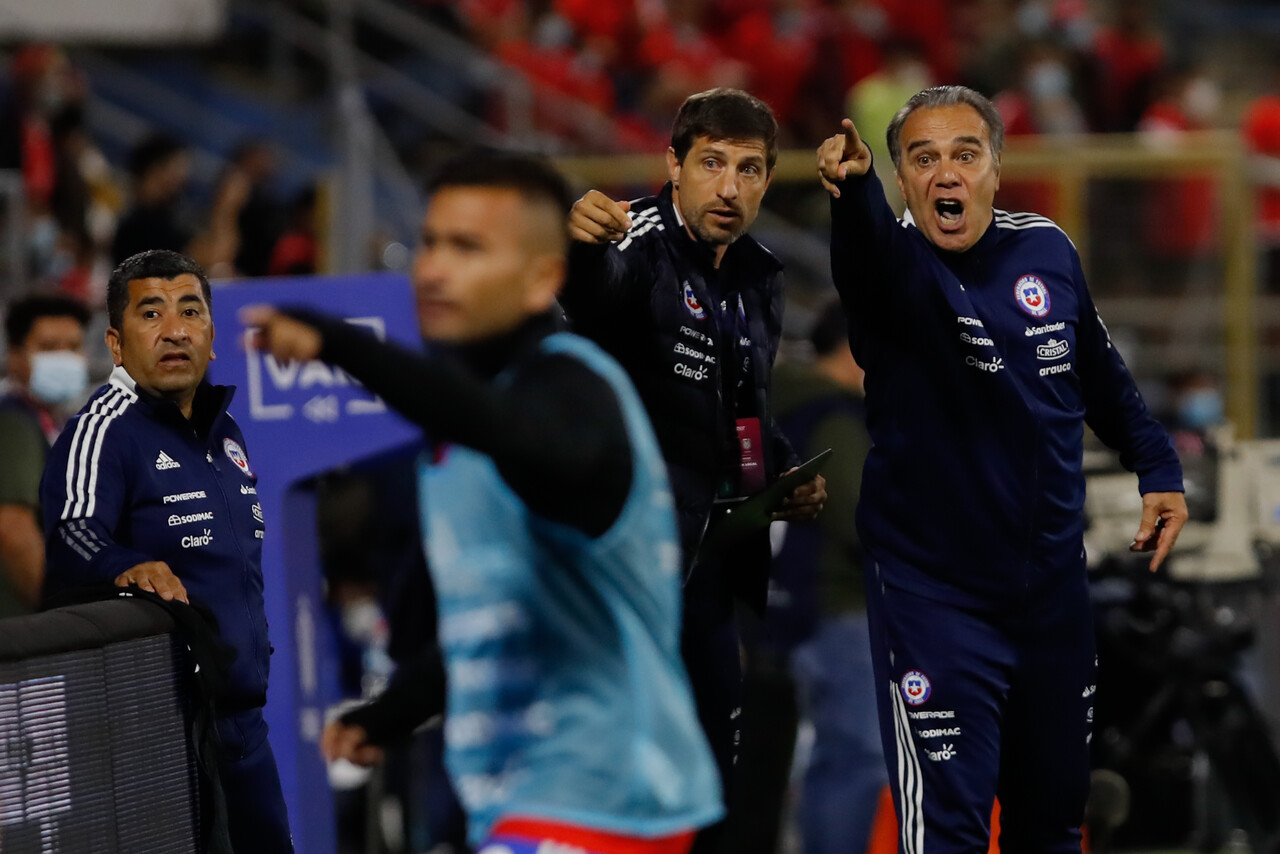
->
<box><xmin>242</xmin><ymin>307</ymin><xmax>633</xmax><ymax>535</ymax></box>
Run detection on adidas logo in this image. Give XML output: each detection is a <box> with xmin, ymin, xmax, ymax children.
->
<box><xmin>155</xmin><ymin>452</ymin><xmax>182</xmax><ymax>471</ymax></box>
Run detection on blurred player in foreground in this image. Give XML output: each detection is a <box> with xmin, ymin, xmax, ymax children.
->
<box><xmin>245</xmin><ymin>151</ymin><xmax>722</xmax><ymax>854</ymax></box>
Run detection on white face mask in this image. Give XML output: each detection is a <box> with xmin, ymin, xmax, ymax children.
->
<box><xmin>28</xmin><ymin>350</ymin><xmax>88</xmax><ymax>407</ymax></box>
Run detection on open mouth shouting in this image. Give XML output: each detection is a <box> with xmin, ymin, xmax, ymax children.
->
<box><xmin>935</xmin><ymin>198</ymin><xmax>965</xmax><ymax>231</ymax></box>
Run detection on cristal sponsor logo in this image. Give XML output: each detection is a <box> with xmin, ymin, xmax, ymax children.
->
<box><xmin>960</xmin><ymin>332</ymin><xmax>995</xmax><ymax>347</ymax></box>
<box><xmin>182</xmin><ymin>528</ymin><xmax>213</xmax><ymax>549</ymax></box>
<box><xmin>674</xmin><ymin>341</ymin><xmax>716</xmax><ymax>364</ymax></box>
<box><xmin>240</xmin><ymin>484</ymin><xmax>257</xmax><ymax>495</ymax></box>
<box><xmin>1036</xmin><ymin>338</ymin><xmax>1070</xmax><ymax>360</ymax></box>
<box><xmin>966</xmin><ymin>354</ymin><xmax>1005</xmax><ymax>372</ymax></box>
<box><xmin>956</xmin><ymin>316</ymin><xmax>986</xmax><ymax>327</ymax></box>
<box><xmin>1083</xmin><ymin>684</ymin><xmax>1097</xmax><ymax>698</ymax></box>
<box><xmin>163</xmin><ymin>490</ymin><xmax>207</xmax><ymax>504</ymax></box>
<box><xmin>674</xmin><ymin>362</ymin><xmax>709</xmax><ymax>382</ymax></box>
<box><xmin>908</xmin><ymin>710</ymin><xmax>955</xmax><ymax>719</ymax></box>
<box><xmin>926</xmin><ymin>743</ymin><xmax>957</xmax><ymax>762</ymax></box>
<box><xmin>155</xmin><ymin>451</ymin><xmax>181</xmax><ymax>470</ymax></box>
<box><xmin>917</xmin><ymin>727</ymin><xmax>962</xmax><ymax>738</ymax></box>
<box><xmin>1039</xmin><ymin>361</ymin><xmax>1072</xmax><ymax>377</ymax></box>
<box><xmin>1025</xmin><ymin>321</ymin><xmax>1066</xmax><ymax>337</ymax></box>
<box><xmin>168</xmin><ymin>511</ymin><xmax>214</xmax><ymax>526</ymax></box>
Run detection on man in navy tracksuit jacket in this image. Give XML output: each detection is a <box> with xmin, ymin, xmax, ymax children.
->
<box><xmin>818</xmin><ymin>87</ymin><xmax>1187</xmax><ymax>854</ymax></box>
<box><xmin>40</xmin><ymin>250</ymin><xmax>292</xmax><ymax>854</ymax></box>
<box><xmin>563</xmin><ymin>89</ymin><xmax>824</xmax><ymax>849</ymax></box>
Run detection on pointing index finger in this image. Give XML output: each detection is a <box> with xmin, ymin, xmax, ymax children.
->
<box><xmin>842</xmin><ymin>119</ymin><xmax>863</xmax><ymax>156</ymax></box>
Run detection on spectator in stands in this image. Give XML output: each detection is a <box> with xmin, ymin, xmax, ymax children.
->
<box><xmin>0</xmin><ymin>45</ymin><xmax>76</xmax><ymax>215</ymax></box>
<box><xmin>1088</xmin><ymin>0</ymin><xmax>1165</xmax><ymax>132</ymax></box>
<box><xmin>768</xmin><ymin>298</ymin><xmax>883</xmax><ymax>854</ymax></box>
<box><xmin>216</xmin><ymin>139</ymin><xmax>285</xmax><ymax>278</ymax></box>
<box><xmin>1138</xmin><ymin>66</ymin><xmax>1221</xmax><ymax>292</ymax></box>
<box><xmin>1242</xmin><ymin>64</ymin><xmax>1280</xmax><ymax>292</ymax></box>
<box><xmin>110</xmin><ymin>134</ymin><xmax>196</xmax><ymax>266</ymax></box>
<box><xmin>268</xmin><ymin>186</ymin><xmax>319</xmax><ymax>277</ymax></box>
<box><xmin>713</xmin><ymin>2</ymin><xmax>818</xmax><ymax>135</ymax></box>
<box><xmin>47</xmin><ymin>105</ymin><xmax>97</xmax><ymax>299</ymax></box>
<box><xmin>992</xmin><ymin>40</ymin><xmax>1086</xmax><ymax>216</ymax></box>
<box><xmin>847</xmin><ymin>39</ymin><xmax>932</xmax><ymax>205</ymax></box>
<box><xmin>636</xmin><ymin>3</ymin><xmax>750</xmax><ymax>132</ymax></box>
<box><xmin>994</xmin><ymin>41</ymin><xmax>1086</xmax><ymax>138</ymax></box>
<box><xmin>0</xmin><ymin>45</ymin><xmax>85</xmax><ymax>281</ymax></box>
<box><xmin>111</xmin><ymin>134</ymin><xmax>238</xmax><ymax>274</ymax></box>
<box><xmin>0</xmin><ymin>295</ymin><xmax>90</xmax><ymax>617</ymax></box>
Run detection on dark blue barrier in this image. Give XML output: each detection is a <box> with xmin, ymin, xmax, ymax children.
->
<box><xmin>209</xmin><ymin>273</ymin><xmax>421</xmax><ymax>854</ymax></box>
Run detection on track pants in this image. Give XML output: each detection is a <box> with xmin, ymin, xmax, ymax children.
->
<box><xmin>216</xmin><ymin>708</ymin><xmax>294</xmax><ymax>854</ymax></box>
<box><xmin>865</xmin><ymin>559</ymin><xmax>1095</xmax><ymax>854</ymax></box>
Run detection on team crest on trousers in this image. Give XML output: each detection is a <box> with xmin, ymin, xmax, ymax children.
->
<box><xmin>901</xmin><ymin>670</ymin><xmax>932</xmax><ymax>706</ymax></box>
<box><xmin>223</xmin><ymin>438</ymin><xmax>253</xmax><ymax>478</ymax></box>
<box><xmin>1014</xmin><ymin>275</ymin><xmax>1051</xmax><ymax>318</ymax></box>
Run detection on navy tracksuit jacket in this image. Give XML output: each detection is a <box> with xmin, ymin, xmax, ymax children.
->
<box><xmin>562</xmin><ymin>183</ymin><xmax>799</xmax><ymax>805</ymax></box>
<box><xmin>41</xmin><ymin>366</ymin><xmax>292</xmax><ymax>853</ymax></box>
<box><xmin>830</xmin><ymin>166</ymin><xmax>1182</xmax><ymax>854</ymax></box>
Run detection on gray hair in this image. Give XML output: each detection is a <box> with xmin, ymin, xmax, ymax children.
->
<box><xmin>885</xmin><ymin>85</ymin><xmax>1005</xmax><ymax>171</ymax></box>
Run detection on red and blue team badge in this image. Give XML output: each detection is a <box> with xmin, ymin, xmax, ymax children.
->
<box><xmin>900</xmin><ymin>670</ymin><xmax>932</xmax><ymax>706</ymax></box>
<box><xmin>683</xmin><ymin>281</ymin><xmax>706</xmax><ymax>320</ymax></box>
<box><xmin>1014</xmin><ymin>274</ymin><xmax>1051</xmax><ymax>318</ymax></box>
<box><xmin>223</xmin><ymin>438</ymin><xmax>253</xmax><ymax>478</ymax></box>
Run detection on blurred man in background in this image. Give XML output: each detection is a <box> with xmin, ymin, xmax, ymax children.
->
<box><xmin>0</xmin><ymin>294</ymin><xmax>89</xmax><ymax>616</ymax></box>
<box><xmin>111</xmin><ymin>134</ymin><xmax>238</xmax><ymax>274</ymax></box>
<box><xmin>1242</xmin><ymin>63</ymin><xmax>1280</xmax><ymax>293</ymax></box>
<box><xmin>769</xmin><ymin>298</ymin><xmax>884</xmax><ymax>854</ymax></box>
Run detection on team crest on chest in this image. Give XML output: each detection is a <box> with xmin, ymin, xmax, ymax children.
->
<box><xmin>223</xmin><ymin>438</ymin><xmax>253</xmax><ymax>477</ymax></box>
<box><xmin>682</xmin><ymin>281</ymin><xmax>706</xmax><ymax>320</ymax></box>
<box><xmin>900</xmin><ymin>669</ymin><xmax>932</xmax><ymax>706</ymax></box>
<box><xmin>1014</xmin><ymin>275</ymin><xmax>1051</xmax><ymax>318</ymax></box>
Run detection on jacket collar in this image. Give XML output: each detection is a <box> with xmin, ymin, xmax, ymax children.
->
<box><xmin>439</xmin><ymin>310</ymin><xmax>563</xmax><ymax>381</ymax></box>
<box><xmin>656</xmin><ymin>182</ymin><xmax>783</xmax><ymax>278</ymax></box>
<box><xmin>110</xmin><ymin>365</ymin><xmax>235</xmax><ymax>437</ymax></box>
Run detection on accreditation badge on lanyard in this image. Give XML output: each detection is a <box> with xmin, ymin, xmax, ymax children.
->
<box><xmin>736</xmin><ymin>416</ymin><xmax>766</xmax><ymax>494</ymax></box>
<box><xmin>731</xmin><ymin>293</ymin><xmax>766</xmax><ymax>493</ymax></box>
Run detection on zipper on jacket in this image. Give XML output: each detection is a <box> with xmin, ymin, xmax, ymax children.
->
<box><xmin>204</xmin><ymin>437</ymin><xmax>268</xmax><ymax>691</ymax></box>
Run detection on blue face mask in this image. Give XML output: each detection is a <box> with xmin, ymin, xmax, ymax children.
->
<box><xmin>1177</xmin><ymin>388</ymin><xmax>1224</xmax><ymax>431</ymax></box>
<box><xmin>29</xmin><ymin>350</ymin><xmax>88</xmax><ymax>407</ymax></box>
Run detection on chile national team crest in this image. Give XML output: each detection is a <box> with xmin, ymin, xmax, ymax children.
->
<box><xmin>223</xmin><ymin>438</ymin><xmax>253</xmax><ymax>478</ymax></box>
<box><xmin>1014</xmin><ymin>275</ymin><xmax>1051</xmax><ymax>318</ymax></box>
<box><xmin>683</xmin><ymin>281</ymin><xmax>706</xmax><ymax>319</ymax></box>
<box><xmin>900</xmin><ymin>670</ymin><xmax>932</xmax><ymax>706</ymax></box>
